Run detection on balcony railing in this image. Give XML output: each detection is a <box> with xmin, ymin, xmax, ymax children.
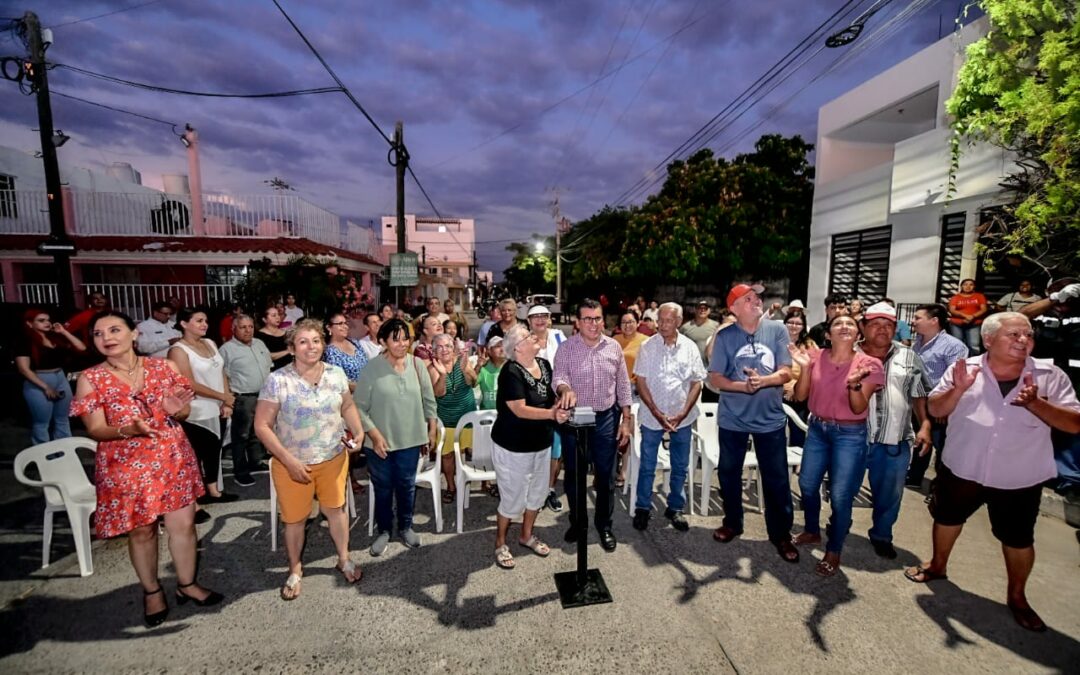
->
<box><xmin>16</xmin><ymin>283</ymin><xmax>235</xmax><ymax>321</ymax></box>
<box><xmin>0</xmin><ymin>189</ymin><xmax>383</xmax><ymax>258</ymax></box>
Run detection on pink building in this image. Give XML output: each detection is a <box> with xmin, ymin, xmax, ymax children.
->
<box><xmin>379</xmin><ymin>214</ymin><xmax>476</xmax><ymax>307</ymax></box>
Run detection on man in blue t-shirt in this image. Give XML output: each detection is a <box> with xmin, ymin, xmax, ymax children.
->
<box><xmin>708</xmin><ymin>284</ymin><xmax>799</xmax><ymax>563</ymax></box>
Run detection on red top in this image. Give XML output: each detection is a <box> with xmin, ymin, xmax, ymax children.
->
<box><xmin>807</xmin><ymin>350</ymin><xmax>885</xmax><ymax>422</ymax></box>
<box><xmin>948</xmin><ymin>292</ymin><xmax>987</xmax><ymax>325</ymax></box>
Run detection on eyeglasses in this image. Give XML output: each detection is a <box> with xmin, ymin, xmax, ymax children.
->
<box><xmin>329</xmin><ymin>321</ymin><xmax>348</xmax><ymax>326</ymax></box>
<box><xmin>785</xmin><ymin>321</ymin><xmax>804</xmax><ymax>327</ymax></box>
<box><xmin>579</xmin><ymin>316</ymin><xmax>604</xmax><ymax>324</ymax></box>
<box><xmin>620</xmin><ymin>320</ymin><xmax>636</xmax><ymax>325</ymax></box>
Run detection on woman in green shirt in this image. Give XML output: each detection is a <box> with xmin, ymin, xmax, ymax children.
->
<box><xmin>428</xmin><ymin>333</ymin><xmax>479</xmax><ymax>503</ymax></box>
<box><xmin>353</xmin><ymin>318</ymin><xmax>438</xmax><ymax>557</ymax></box>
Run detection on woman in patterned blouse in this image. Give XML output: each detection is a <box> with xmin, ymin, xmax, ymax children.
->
<box><xmin>254</xmin><ymin>319</ymin><xmax>366</xmax><ymax>600</ymax></box>
<box><xmin>323</xmin><ymin>311</ymin><xmax>370</xmax><ymax>392</ymax></box>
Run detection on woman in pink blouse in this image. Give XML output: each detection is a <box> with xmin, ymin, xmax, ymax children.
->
<box><xmin>788</xmin><ymin>314</ymin><xmax>884</xmax><ymax>577</ymax></box>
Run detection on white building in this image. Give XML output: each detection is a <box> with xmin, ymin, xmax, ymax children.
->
<box><xmin>806</xmin><ymin>17</ymin><xmax>1025</xmax><ymax>323</ymax></box>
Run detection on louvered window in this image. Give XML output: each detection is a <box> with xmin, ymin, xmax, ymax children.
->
<box><xmin>828</xmin><ymin>225</ymin><xmax>891</xmax><ymax>302</ymax></box>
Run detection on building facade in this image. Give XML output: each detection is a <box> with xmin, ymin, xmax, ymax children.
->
<box><xmin>807</xmin><ymin>18</ymin><xmax>1026</xmax><ymax>324</ymax></box>
<box><xmin>379</xmin><ymin>214</ymin><xmax>477</xmax><ymax>306</ymax></box>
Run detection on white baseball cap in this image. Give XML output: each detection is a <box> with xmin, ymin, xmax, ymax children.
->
<box><xmin>527</xmin><ymin>305</ymin><xmax>551</xmax><ymax>317</ymax></box>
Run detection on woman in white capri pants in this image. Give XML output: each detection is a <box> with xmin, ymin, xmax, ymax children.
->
<box><xmin>490</xmin><ymin>324</ymin><xmax>570</xmax><ymax>569</ymax></box>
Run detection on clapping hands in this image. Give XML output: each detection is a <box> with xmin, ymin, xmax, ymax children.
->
<box><xmin>1010</xmin><ymin>373</ymin><xmax>1039</xmax><ymax>408</ymax></box>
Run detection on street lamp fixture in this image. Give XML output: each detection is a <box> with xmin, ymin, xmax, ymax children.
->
<box><xmin>534</xmin><ymin>241</ymin><xmax>545</xmax><ymax>254</ymax></box>
<box><xmin>52</xmin><ymin>130</ymin><xmax>69</xmax><ymax>147</ymax></box>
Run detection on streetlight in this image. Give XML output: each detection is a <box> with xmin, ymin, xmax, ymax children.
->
<box><xmin>534</xmin><ymin>241</ymin><xmax>545</xmax><ymax>254</ymax></box>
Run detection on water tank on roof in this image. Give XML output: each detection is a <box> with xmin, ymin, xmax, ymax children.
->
<box><xmin>162</xmin><ymin>174</ymin><xmax>190</xmax><ymax>195</ymax></box>
<box><xmin>106</xmin><ymin>162</ymin><xmax>142</xmax><ymax>185</ymax></box>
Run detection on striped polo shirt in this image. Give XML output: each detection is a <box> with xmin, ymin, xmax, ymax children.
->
<box><xmin>861</xmin><ymin>342</ymin><xmax>931</xmax><ymax>445</ymax></box>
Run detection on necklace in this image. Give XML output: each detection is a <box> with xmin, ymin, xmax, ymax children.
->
<box><xmin>107</xmin><ymin>355</ymin><xmax>140</xmax><ymax>378</ymax></box>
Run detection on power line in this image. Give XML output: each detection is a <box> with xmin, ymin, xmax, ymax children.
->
<box><xmin>271</xmin><ymin>0</ymin><xmax>393</xmax><ymax>147</ymax></box>
<box><xmin>52</xmin><ymin>89</ymin><xmax>178</xmax><ymax>127</ymax></box>
<box><xmin>50</xmin><ymin>0</ymin><xmax>169</xmax><ymax>29</ymax></box>
<box><xmin>53</xmin><ymin>63</ymin><xmax>343</xmax><ymax>98</ymax></box>
<box><xmin>611</xmin><ymin>0</ymin><xmax>869</xmax><ymax>206</ymax></box>
<box><xmin>425</xmin><ymin>8</ymin><xmax>714</xmax><ymax>170</ymax></box>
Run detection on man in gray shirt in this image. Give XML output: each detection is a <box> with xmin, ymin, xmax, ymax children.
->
<box><xmin>219</xmin><ymin>314</ymin><xmax>272</xmax><ymax>487</ymax></box>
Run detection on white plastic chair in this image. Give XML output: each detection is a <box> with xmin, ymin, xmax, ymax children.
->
<box><xmin>626</xmin><ymin>403</ymin><xmax>693</xmax><ymax>516</ymax></box>
<box><xmin>366</xmin><ymin>420</ymin><xmax>446</xmax><ymax>536</ymax></box>
<box><xmin>14</xmin><ymin>438</ymin><xmax>98</xmax><ymax>577</ymax></box>
<box><xmin>269</xmin><ymin>455</ymin><xmax>357</xmax><ymax>552</ymax></box>
<box><xmin>453</xmin><ymin>410</ymin><xmax>497</xmax><ymax>533</ymax></box>
<box><xmin>690</xmin><ymin>403</ymin><xmax>720</xmax><ymax>515</ymax></box>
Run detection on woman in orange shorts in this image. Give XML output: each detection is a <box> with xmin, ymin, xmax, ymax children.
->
<box><xmin>255</xmin><ymin>319</ymin><xmax>366</xmax><ymax>600</ymax></box>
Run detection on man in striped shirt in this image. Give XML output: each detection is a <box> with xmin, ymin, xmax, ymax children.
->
<box><xmin>552</xmin><ymin>299</ymin><xmax>634</xmax><ymax>552</ymax></box>
<box><xmin>859</xmin><ymin>303</ymin><xmax>933</xmax><ymax>559</ymax></box>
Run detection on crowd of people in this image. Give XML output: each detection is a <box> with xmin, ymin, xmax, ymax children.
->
<box><xmin>12</xmin><ymin>278</ymin><xmax>1079</xmax><ymax>633</ymax></box>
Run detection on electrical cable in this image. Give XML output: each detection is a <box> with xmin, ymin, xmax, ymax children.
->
<box><xmin>52</xmin><ymin>89</ymin><xmax>178</xmax><ymax>126</ymax></box>
<box><xmin>49</xmin><ymin>0</ymin><xmax>169</xmax><ymax>29</ymax></box>
<box><xmin>271</xmin><ymin>0</ymin><xmax>394</xmax><ymax>147</ymax></box>
<box><xmin>610</xmin><ymin>0</ymin><xmax>869</xmax><ymax>206</ymax></box>
<box><xmin>53</xmin><ymin>62</ymin><xmax>343</xmax><ymax>98</ymax></box>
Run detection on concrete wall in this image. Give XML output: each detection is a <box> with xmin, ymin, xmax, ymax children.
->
<box><xmin>805</xmin><ymin>18</ymin><xmax>1014</xmax><ymax>325</ymax></box>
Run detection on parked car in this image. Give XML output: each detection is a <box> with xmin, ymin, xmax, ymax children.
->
<box><xmin>516</xmin><ymin>294</ymin><xmax>562</xmax><ymax>323</ymax></box>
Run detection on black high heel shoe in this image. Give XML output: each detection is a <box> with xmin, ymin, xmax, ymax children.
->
<box><xmin>175</xmin><ymin>581</ymin><xmax>224</xmax><ymax>607</ymax></box>
<box><xmin>144</xmin><ymin>586</ymin><xmax>169</xmax><ymax>627</ymax></box>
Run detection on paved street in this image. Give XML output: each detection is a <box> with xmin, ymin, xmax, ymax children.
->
<box><xmin>2</xmin><ymin>411</ymin><xmax>1078</xmax><ymax>673</ymax></box>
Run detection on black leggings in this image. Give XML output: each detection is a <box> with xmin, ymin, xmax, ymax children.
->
<box><xmin>181</xmin><ymin>419</ymin><xmax>225</xmax><ymax>487</ymax></box>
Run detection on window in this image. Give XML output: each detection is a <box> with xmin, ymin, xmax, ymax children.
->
<box><xmin>935</xmin><ymin>212</ymin><xmax>966</xmax><ymax>303</ymax></box>
<box><xmin>829</xmin><ymin>226</ymin><xmax>892</xmax><ymax>302</ymax></box>
<box><xmin>205</xmin><ymin>266</ymin><xmax>247</xmax><ymax>286</ymax></box>
<box><xmin>0</xmin><ymin>174</ymin><xmax>16</xmax><ymax>219</ymax></box>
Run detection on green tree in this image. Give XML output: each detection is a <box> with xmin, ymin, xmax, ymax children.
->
<box><xmin>622</xmin><ymin>137</ymin><xmax>813</xmax><ymax>282</ymax></box>
<box><xmin>234</xmin><ymin>255</ymin><xmax>356</xmax><ymax>319</ymax></box>
<box><xmin>502</xmin><ymin>237</ymin><xmax>556</xmax><ymax>296</ymax></box>
<box><xmin>947</xmin><ymin>1</ymin><xmax>1080</xmax><ymax>275</ymax></box>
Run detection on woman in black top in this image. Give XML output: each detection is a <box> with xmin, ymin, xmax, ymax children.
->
<box><xmin>16</xmin><ymin>308</ymin><xmax>87</xmax><ymax>444</ymax></box>
<box><xmin>257</xmin><ymin>305</ymin><xmax>292</xmax><ymax>371</ymax></box>
<box><xmin>490</xmin><ymin>324</ymin><xmax>569</xmax><ymax>569</ymax></box>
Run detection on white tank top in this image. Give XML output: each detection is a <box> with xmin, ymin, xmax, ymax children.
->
<box><xmin>173</xmin><ymin>339</ymin><xmax>225</xmax><ymax>437</ymax></box>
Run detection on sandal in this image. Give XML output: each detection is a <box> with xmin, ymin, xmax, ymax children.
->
<box><xmin>815</xmin><ymin>560</ymin><xmax>839</xmax><ymax>578</ymax></box>
<box><xmin>495</xmin><ymin>544</ymin><xmax>515</xmax><ymax>569</ymax></box>
<box><xmin>337</xmin><ymin>558</ymin><xmax>362</xmax><ymax>584</ymax></box>
<box><xmin>1007</xmin><ymin>601</ymin><xmax>1047</xmax><ymax>632</ymax></box>
<box><xmin>442</xmin><ymin>490</ymin><xmax>456</xmax><ymax>504</ymax></box>
<box><xmin>486</xmin><ymin>484</ymin><xmax>500</xmax><ymax>498</ymax></box>
<box><xmin>903</xmin><ymin>564</ymin><xmax>948</xmax><ymax>583</ymax></box>
<box><xmin>281</xmin><ymin>572</ymin><xmax>302</xmax><ymax>601</ymax></box>
<box><xmin>774</xmin><ymin>539</ymin><xmax>800</xmax><ymax>563</ymax></box>
<box><xmin>518</xmin><ymin>535</ymin><xmax>550</xmax><ymax>557</ymax></box>
<box><xmin>792</xmin><ymin>532</ymin><xmax>821</xmax><ymax>546</ymax></box>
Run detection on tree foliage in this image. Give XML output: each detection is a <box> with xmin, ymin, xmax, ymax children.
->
<box><xmin>502</xmin><ymin>237</ymin><xmax>556</xmax><ymax>296</ymax></box>
<box><xmin>560</xmin><ymin>134</ymin><xmax>814</xmax><ymax>295</ymax></box>
<box><xmin>234</xmin><ymin>255</ymin><xmax>363</xmax><ymax>319</ymax></box>
<box><xmin>947</xmin><ymin>0</ymin><xmax>1080</xmax><ymax>275</ymax></box>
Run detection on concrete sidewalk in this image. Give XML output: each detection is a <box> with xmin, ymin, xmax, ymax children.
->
<box><xmin>1</xmin><ymin>448</ymin><xmax>1078</xmax><ymax>673</ymax></box>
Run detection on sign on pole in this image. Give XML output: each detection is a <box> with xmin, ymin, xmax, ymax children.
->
<box><xmin>389</xmin><ymin>252</ymin><xmax>419</xmax><ymax>287</ymax></box>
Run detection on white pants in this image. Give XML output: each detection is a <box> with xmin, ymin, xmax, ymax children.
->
<box><xmin>491</xmin><ymin>442</ymin><xmax>550</xmax><ymax>519</ymax></box>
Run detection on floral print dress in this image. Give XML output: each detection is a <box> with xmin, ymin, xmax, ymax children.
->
<box><xmin>69</xmin><ymin>358</ymin><xmax>205</xmax><ymax>538</ymax></box>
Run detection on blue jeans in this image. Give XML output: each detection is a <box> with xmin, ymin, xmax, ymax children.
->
<box><xmin>798</xmin><ymin>417</ymin><xmax>869</xmax><ymax>553</ymax></box>
<box><xmin>866</xmin><ymin>440</ymin><xmax>911</xmax><ymax>543</ymax></box>
<box><xmin>947</xmin><ymin>323</ymin><xmax>982</xmax><ymax>355</ymax></box>
<box><xmin>635</xmin><ymin>425</ymin><xmax>691</xmax><ymax>512</ymax></box>
<box><xmin>23</xmin><ymin>372</ymin><xmax>72</xmax><ymax>446</ymax></box>
<box><xmin>367</xmin><ymin>446</ymin><xmax>421</xmax><ymax>533</ymax></box>
<box><xmin>1053</xmin><ymin>431</ymin><xmax>1080</xmax><ymax>492</ymax></box>
<box><xmin>560</xmin><ymin>405</ymin><xmax>619</xmax><ymax>531</ymax></box>
<box><xmin>717</xmin><ymin>426</ymin><xmax>793</xmax><ymax>542</ymax></box>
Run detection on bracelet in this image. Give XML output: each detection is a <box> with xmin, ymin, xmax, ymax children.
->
<box><xmin>117</xmin><ymin>424</ymin><xmax>131</xmax><ymax>439</ymax></box>
<box><xmin>847</xmin><ymin>382</ymin><xmax>863</xmax><ymax>392</ymax></box>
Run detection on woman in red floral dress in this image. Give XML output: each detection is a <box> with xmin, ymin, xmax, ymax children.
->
<box><xmin>70</xmin><ymin>311</ymin><xmax>224</xmax><ymax>627</ymax></box>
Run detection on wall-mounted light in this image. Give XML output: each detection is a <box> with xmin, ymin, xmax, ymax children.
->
<box><xmin>52</xmin><ymin>130</ymin><xmax>70</xmax><ymax>147</ymax></box>
<box><xmin>180</xmin><ymin>135</ymin><xmax>190</xmax><ymax>148</ymax></box>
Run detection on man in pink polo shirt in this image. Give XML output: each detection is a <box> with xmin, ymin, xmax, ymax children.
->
<box><xmin>905</xmin><ymin>312</ymin><xmax>1080</xmax><ymax>632</ymax></box>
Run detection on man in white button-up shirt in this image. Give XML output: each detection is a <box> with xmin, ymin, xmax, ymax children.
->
<box><xmin>136</xmin><ymin>301</ymin><xmax>181</xmax><ymax>357</ymax></box>
<box><xmin>632</xmin><ymin>302</ymin><xmax>706</xmax><ymax>532</ymax></box>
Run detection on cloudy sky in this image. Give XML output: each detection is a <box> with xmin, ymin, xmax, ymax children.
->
<box><xmin>1</xmin><ymin>0</ymin><xmax>969</xmax><ymax>274</ymax></box>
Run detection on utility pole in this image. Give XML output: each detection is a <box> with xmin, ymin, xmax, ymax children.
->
<box><xmin>393</xmin><ymin>121</ymin><xmax>407</xmax><ymax>307</ymax></box>
<box><xmin>23</xmin><ymin>12</ymin><xmax>76</xmax><ymax>317</ymax></box>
